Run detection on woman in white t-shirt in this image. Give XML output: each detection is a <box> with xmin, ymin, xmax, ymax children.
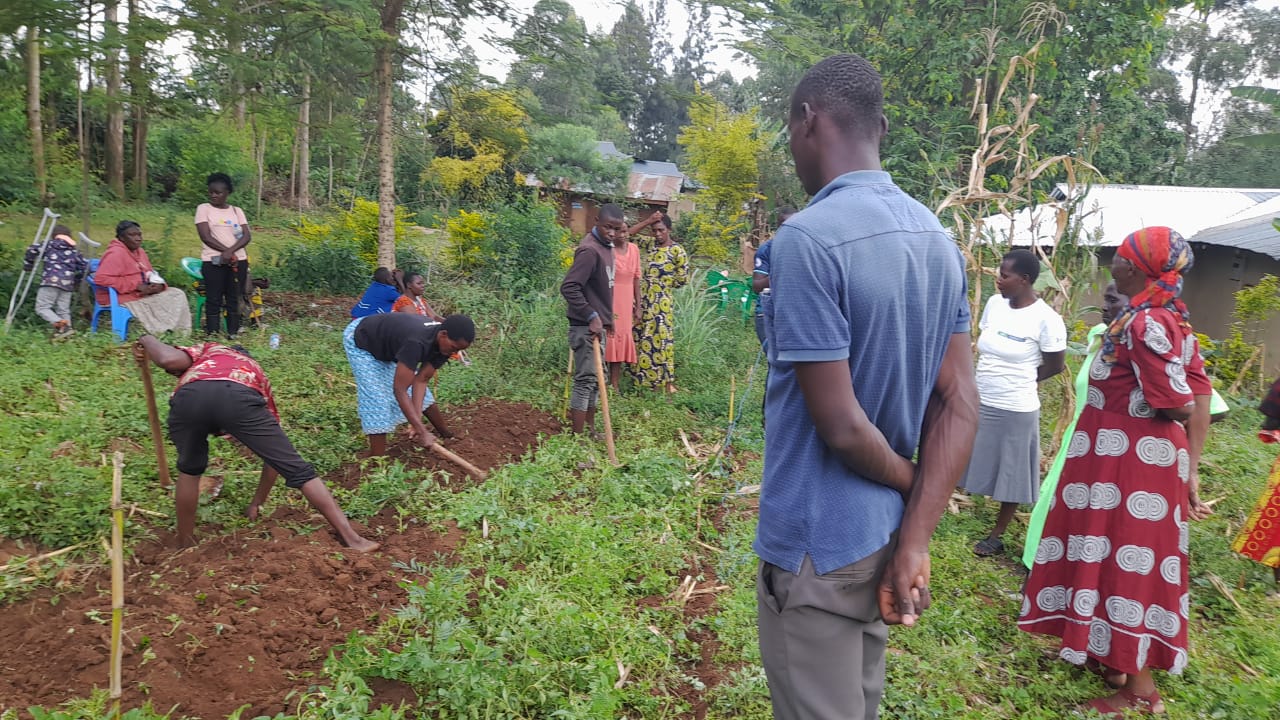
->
<box><xmin>195</xmin><ymin>172</ymin><xmax>252</xmax><ymax>337</ymax></box>
<box><xmin>962</xmin><ymin>249</ymin><xmax>1067</xmax><ymax>557</ymax></box>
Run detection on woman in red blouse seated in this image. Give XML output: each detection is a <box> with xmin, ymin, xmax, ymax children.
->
<box><xmin>94</xmin><ymin>220</ymin><xmax>192</xmax><ymax>335</ymax></box>
<box><xmin>392</xmin><ymin>272</ymin><xmax>444</xmax><ymax>320</ymax></box>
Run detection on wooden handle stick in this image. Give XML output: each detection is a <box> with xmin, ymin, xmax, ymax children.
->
<box><xmin>136</xmin><ymin>352</ymin><xmax>172</xmax><ymax>488</ymax></box>
<box><xmin>592</xmin><ymin>336</ymin><xmax>618</xmax><ymax>465</ymax></box>
<box><xmin>109</xmin><ymin>451</ymin><xmax>125</xmax><ymax>716</ymax></box>
<box><xmin>430</xmin><ymin>443</ymin><xmax>487</xmax><ymax>481</ymax></box>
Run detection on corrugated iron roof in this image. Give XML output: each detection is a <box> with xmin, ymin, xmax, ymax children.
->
<box><xmin>525</xmin><ymin>143</ymin><xmax>689</xmax><ymax>202</ymax></box>
<box><xmin>628</xmin><ymin>172</ymin><xmax>683</xmax><ymax>203</ymax></box>
<box><xmin>1191</xmin><ymin>196</ymin><xmax>1280</xmax><ymax>260</ymax></box>
<box><xmin>984</xmin><ymin>183</ymin><xmax>1280</xmax><ymax>248</ymax></box>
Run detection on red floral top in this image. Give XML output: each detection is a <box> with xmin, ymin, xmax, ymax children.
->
<box><xmin>392</xmin><ymin>294</ymin><xmax>430</xmax><ymax>316</ymax></box>
<box><xmin>174</xmin><ymin>343</ymin><xmax>279</xmax><ymax>421</ymax></box>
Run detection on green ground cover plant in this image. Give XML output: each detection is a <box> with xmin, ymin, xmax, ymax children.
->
<box><xmin>0</xmin><ymin>208</ymin><xmax>1278</xmax><ymax>719</ymax></box>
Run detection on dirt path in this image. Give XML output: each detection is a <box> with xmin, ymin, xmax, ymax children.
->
<box><xmin>0</xmin><ymin>401</ymin><xmax>559</xmax><ymax>719</ymax></box>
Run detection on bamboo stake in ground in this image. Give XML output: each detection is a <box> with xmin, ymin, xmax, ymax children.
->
<box><xmin>134</xmin><ymin>348</ymin><xmax>172</xmax><ymax>488</ymax></box>
<box><xmin>591</xmin><ymin>336</ymin><xmax>618</xmax><ymax>465</ymax></box>
<box><xmin>430</xmin><ymin>443</ymin><xmax>488</xmax><ymax>481</ymax></box>
<box><xmin>109</xmin><ymin>451</ymin><xmax>125</xmax><ymax>718</ymax></box>
<box><xmin>729</xmin><ymin>375</ymin><xmax>736</xmax><ymax>424</ymax></box>
<box><xmin>562</xmin><ymin>350</ymin><xmax>574</xmax><ymax>420</ymax></box>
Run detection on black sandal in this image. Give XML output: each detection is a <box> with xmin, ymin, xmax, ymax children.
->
<box><xmin>973</xmin><ymin>537</ymin><xmax>1005</xmax><ymax>557</ymax></box>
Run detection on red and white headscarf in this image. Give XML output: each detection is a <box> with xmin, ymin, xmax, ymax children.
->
<box><xmin>1102</xmin><ymin>226</ymin><xmax>1195</xmax><ymax>363</ymax></box>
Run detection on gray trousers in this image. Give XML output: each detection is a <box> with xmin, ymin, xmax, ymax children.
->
<box><xmin>35</xmin><ymin>286</ymin><xmax>73</xmax><ymax>324</ymax></box>
<box><xmin>568</xmin><ymin>325</ymin><xmax>605</xmax><ymax>411</ymax></box>
<box><xmin>757</xmin><ymin>543</ymin><xmax>894</xmax><ymax>720</ymax></box>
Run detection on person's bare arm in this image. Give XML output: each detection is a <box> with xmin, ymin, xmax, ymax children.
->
<box><xmin>1036</xmin><ymin>350</ymin><xmax>1066</xmax><ymax>381</ymax></box>
<box><xmin>794</xmin><ymin>361</ymin><xmax>915</xmax><ymax>494</ymax></box>
<box><xmin>1159</xmin><ymin>404</ymin><xmax>1193</xmax><ymax>423</ymax></box>
<box><xmin>1186</xmin><ymin>395</ymin><xmax>1213</xmax><ymax>520</ymax></box>
<box><xmin>135</xmin><ymin>335</ymin><xmax>194</xmax><ymax>374</ymax></box>
<box><xmin>394</xmin><ymin>362</ymin><xmax>435</xmax><ymax>447</ymax></box>
<box><xmin>195</xmin><ymin>222</ymin><xmax>223</xmax><ymax>253</ymax></box>
<box><xmin>752</xmin><ymin>272</ymin><xmax>769</xmax><ymax>294</ymax></box>
<box><xmin>229</xmin><ymin>221</ymin><xmax>252</xmax><ymax>253</ymax></box>
<box><xmin>878</xmin><ymin>333</ymin><xmax>978</xmax><ymax>626</ymax></box>
<box><xmin>627</xmin><ymin>211</ymin><xmax>662</xmax><ymax>235</ymax></box>
<box><xmin>422</xmin><ymin>298</ymin><xmax>444</xmax><ymax>322</ymax></box>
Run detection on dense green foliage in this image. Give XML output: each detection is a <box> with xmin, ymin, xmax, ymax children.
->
<box><xmin>444</xmin><ymin>199</ymin><xmax>571</xmax><ymax>296</ymax></box>
<box><xmin>2</xmin><ymin>215</ymin><xmax>1279</xmax><ymax>715</ymax></box>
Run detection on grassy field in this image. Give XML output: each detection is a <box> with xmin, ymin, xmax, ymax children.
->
<box><xmin>1</xmin><ymin>205</ymin><xmax>1278</xmax><ymax>719</ymax></box>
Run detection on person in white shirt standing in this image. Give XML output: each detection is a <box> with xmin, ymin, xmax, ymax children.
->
<box><xmin>195</xmin><ymin>172</ymin><xmax>252</xmax><ymax>338</ymax></box>
<box><xmin>963</xmin><ymin>249</ymin><xmax>1067</xmax><ymax>557</ymax></box>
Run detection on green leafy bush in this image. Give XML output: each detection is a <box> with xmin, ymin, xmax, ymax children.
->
<box><xmin>159</xmin><ymin>119</ymin><xmax>256</xmax><ymax>206</ymax></box>
<box><xmin>343</xmin><ymin>197</ymin><xmax>413</xmax><ymax>266</ymax></box>
<box><xmin>444</xmin><ymin>200</ymin><xmax>569</xmax><ymax>295</ymax></box>
<box><xmin>274</xmin><ymin>236</ymin><xmax>370</xmax><ymax>296</ymax></box>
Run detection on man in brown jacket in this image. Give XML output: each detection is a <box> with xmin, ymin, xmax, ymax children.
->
<box><xmin>561</xmin><ymin>203</ymin><xmax>624</xmax><ymax>435</ymax></box>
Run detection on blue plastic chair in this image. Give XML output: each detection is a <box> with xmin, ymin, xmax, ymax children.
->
<box><xmin>87</xmin><ymin>258</ymin><xmax>134</xmax><ymax>342</ymax></box>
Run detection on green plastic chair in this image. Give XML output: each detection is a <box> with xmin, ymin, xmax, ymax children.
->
<box><xmin>705</xmin><ymin>269</ymin><xmax>731</xmax><ymax>304</ymax></box>
<box><xmin>179</xmin><ymin>257</ymin><xmax>208</xmax><ymax>330</ymax></box>
<box><xmin>722</xmin><ymin>280</ymin><xmax>753</xmax><ymax>320</ymax></box>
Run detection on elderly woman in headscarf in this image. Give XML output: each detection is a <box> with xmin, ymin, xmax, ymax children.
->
<box><xmin>94</xmin><ymin>220</ymin><xmax>192</xmax><ymax>335</ymax></box>
<box><xmin>1017</xmin><ymin>227</ymin><xmax>1209</xmax><ymax>717</ymax></box>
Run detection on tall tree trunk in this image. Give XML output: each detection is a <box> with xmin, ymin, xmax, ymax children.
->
<box><xmin>127</xmin><ymin>0</ymin><xmax>148</xmax><ymax>199</ymax></box>
<box><xmin>327</xmin><ymin>98</ymin><xmax>334</xmax><ymax>205</ymax></box>
<box><xmin>289</xmin><ymin>130</ymin><xmax>298</xmax><ymax>202</ymax></box>
<box><xmin>230</xmin><ymin>35</ymin><xmax>246</xmax><ymax>127</ymax></box>
<box><xmin>298</xmin><ymin>73</ymin><xmax>311</xmax><ymax>210</ymax></box>
<box><xmin>26</xmin><ymin>26</ymin><xmax>47</xmax><ymax>204</ymax></box>
<box><xmin>374</xmin><ymin>0</ymin><xmax>406</xmax><ymax>269</ymax></box>
<box><xmin>104</xmin><ymin>0</ymin><xmax>126</xmax><ymax>198</ymax></box>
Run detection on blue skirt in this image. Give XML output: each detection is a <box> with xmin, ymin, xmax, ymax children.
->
<box><xmin>343</xmin><ymin>318</ymin><xmax>433</xmax><ymax>435</ymax></box>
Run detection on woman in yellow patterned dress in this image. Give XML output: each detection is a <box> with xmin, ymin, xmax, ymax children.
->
<box><xmin>632</xmin><ymin>214</ymin><xmax>689</xmax><ymax>393</ymax></box>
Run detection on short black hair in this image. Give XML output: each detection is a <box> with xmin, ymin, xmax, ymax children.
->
<box><xmin>441</xmin><ymin>314</ymin><xmax>476</xmax><ymax>344</ymax></box>
<box><xmin>598</xmin><ymin>203</ymin><xmax>625</xmax><ymax>223</ymax></box>
<box><xmin>116</xmin><ymin>220</ymin><xmax>141</xmax><ymax>238</ymax></box>
<box><xmin>403</xmin><ymin>272</ymin><xmax>423</xmax><ymax>286</ymax></box>
<box><xmin>1003</xmin><ymin>249</ymin><xmax>1041</xmax><ymax>282</ymax></box>
<box><xmin>207</xmin><ymin>172</ymin><xmax>233</xmax><ymax>192</ymax></box>
<box><xmin>658</xmin><ymin>213</ymin><xmax>673</xmax><ymax>229</ymax></box>
<box><xmin>373</xmin><ymin>266</ymin><xmax>393</xmax><ymax>284</ymax></box>
<box><xmin>777</xmin><ymin>206</ymin><xmax>798</xmax><ymax>223</ymax></box>
<box><xmin>791</xmin><ymin>54</ymin><xmax>884</xmax><ymax>140</ymax></box>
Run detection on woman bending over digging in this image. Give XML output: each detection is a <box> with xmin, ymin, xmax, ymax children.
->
<box><xmin>133</xmin><ymin>335</ymin><xmax>379</xmax><ymax>552</ymax></box>
<box><xmin>342</xmin><ymin>312</ymin><xmax>475</xmax><ymax>456</ymax></box>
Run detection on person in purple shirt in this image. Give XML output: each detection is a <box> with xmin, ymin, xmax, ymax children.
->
<box><xmin>755</xmin><ymin>54</ymin><xmax>979</xmax><ymax>720</ymax></box>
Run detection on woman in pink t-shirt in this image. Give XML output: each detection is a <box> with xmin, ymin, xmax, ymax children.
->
<box><xmin>195</xmin><ymin>172</ymin><xmax>252</xmax><ymax>337</ymax></box>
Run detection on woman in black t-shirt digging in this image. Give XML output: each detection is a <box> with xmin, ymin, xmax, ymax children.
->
<box><xmin>342</xmin><ymin>313</ymin><xmax>475</xmax><ymax>456</ymax></box>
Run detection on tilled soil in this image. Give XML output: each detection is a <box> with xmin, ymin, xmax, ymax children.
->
<box><xmin>0</xmin><ymin>400</ymin><xmax>560</xmax><ymax>719</ymax></box>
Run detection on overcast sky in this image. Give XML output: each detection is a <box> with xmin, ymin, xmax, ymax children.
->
<box><xmin>456</xmin><ymin>0</ymin><xmax>751</xmax><ymax>83</ymax></box>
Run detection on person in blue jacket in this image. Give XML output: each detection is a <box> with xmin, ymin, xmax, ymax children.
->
<box><xmin>351</xmin><ymin>267</ymin><xmax>402</xmax><ymax>318</ymax></box>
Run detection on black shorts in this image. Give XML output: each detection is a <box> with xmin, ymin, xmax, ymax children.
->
<box><xmin>167</xmin><ymin>380</ymin><xmax>316</xmax><ymax>488</ymax></box>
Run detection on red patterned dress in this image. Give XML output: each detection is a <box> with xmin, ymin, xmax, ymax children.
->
<box><xmin>1018</xmin><ymin>307</ymin><xmax>1200</xmax><ymax>675</ymax></box>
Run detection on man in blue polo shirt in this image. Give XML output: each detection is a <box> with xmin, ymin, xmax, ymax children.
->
<box><xmin>756</xmin><ymin>54</ymin><xmax>979</xmax><ymax>719</ymax></box>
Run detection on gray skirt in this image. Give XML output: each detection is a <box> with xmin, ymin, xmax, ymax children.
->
<box><xmin>959</xmin><ymin>403</ymin><xmax>1040</xmax><ymax>504</ymax></box>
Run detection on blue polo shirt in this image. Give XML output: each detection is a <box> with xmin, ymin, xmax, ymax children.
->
<box><xmin>754</xmin><ymin>239</ymin><xmax>772</xmax><ymax>277</ymax></box>
<box><xmin>755</xmin><ymin>171</ymin><xmax>970</xmax><ymax>575</ymax></box>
